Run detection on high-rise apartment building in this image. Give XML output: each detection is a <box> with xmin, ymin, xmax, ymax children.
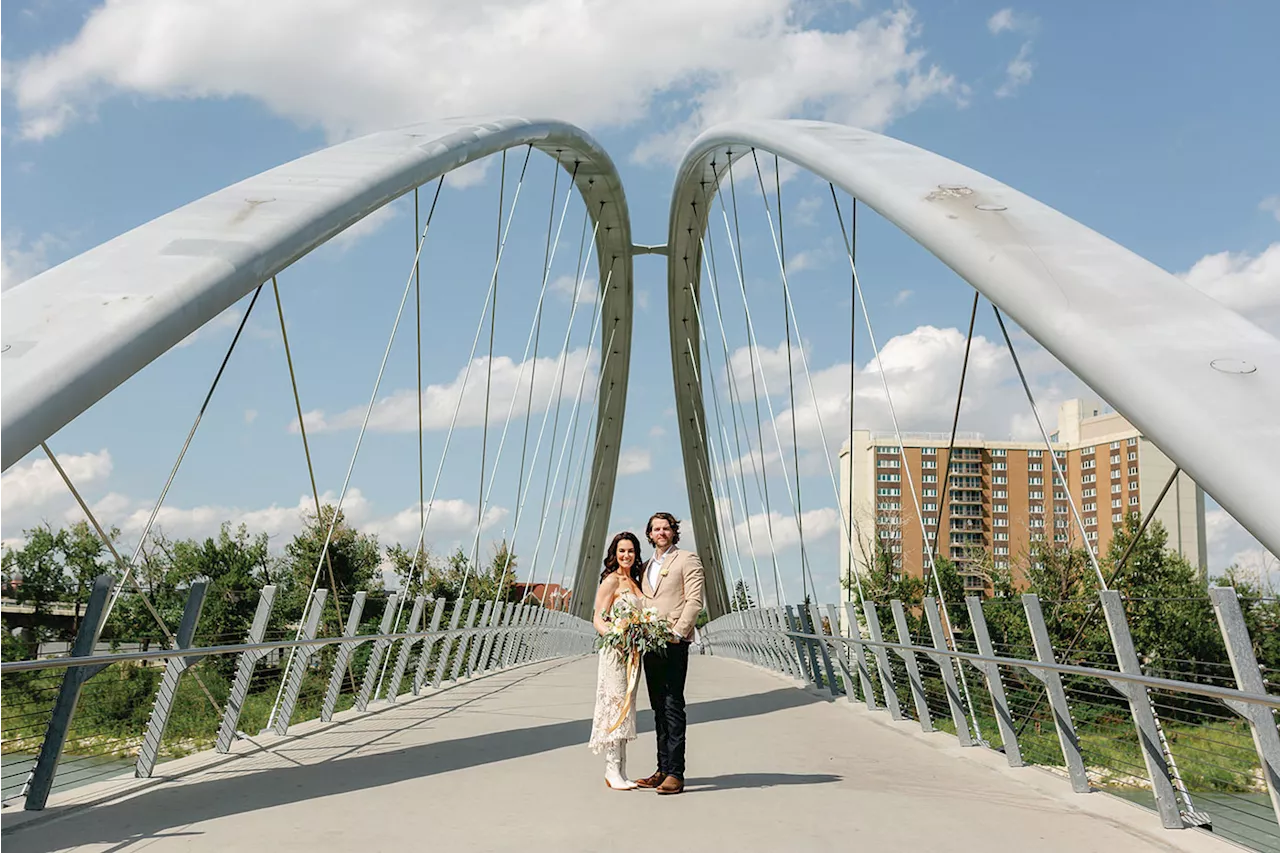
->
<box><xmin>838</xmin><ymin>399</ymin><xmax>1207</xmax><ymax>598</ymax></box>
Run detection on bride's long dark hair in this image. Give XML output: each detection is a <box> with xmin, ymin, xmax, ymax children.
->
<box><xmin>601</xmin><ymin>531</ymin><xmax>644</xmax><ymax>586</ymax></box>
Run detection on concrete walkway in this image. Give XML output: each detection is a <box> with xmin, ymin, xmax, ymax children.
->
<box><xmin>1</xmin><ymin>655</ymin><xmax>1235</xmax><ymax>852</ymax></box>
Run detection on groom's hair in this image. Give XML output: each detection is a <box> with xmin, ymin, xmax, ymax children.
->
<box><xmin>645</xmin><ymin>512</ymin><xmax>681</xmax><ymax>547</ymax></box>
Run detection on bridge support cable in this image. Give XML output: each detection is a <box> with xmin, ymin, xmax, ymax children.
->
<box><xmin>511</xmin><ymin>265</ymin><xmax>614</xmax><ymax>603</ymax></box>
<box><xmin>826</xmin><ymin>189</ymin><xmax>984</xmax><ymax>741</ymax></box>
<box><xmin>709</xmin><ymin>157</ymin><xmax>788</xmax><ymax>604</ymax></box>
<box><xmin>833</xmin><ymin>193</ymin><xmax>868</xmax><ymax>606</ymax></box>
<box><xmin>681</xmin><ymin>333</ymin><xmax>755</xmax><ymax>604</ymax></box>
<box><xmin>698</xmin><ymin>229</ymin><xmax>787</xmax><ymax>604</ymax></box>
<box><xmin>712</xmin><ymin>152</ymin><xmax>822</xmax><ymax>604</ymax></box>
<box><xmin>684</xmin><ymin>277</ymin><xmax>764</xmax><ymax>605</ymax></box>
<box><xmin>456</xmin><ymin>163</ymin><xmax>584</xmax><ymax>606</ymax></box>
<box><xmin>100</xmin><ymin>285</ymin><xmax>264</xmax><ymax>628</ymax></box>
<box><xmin>268</xmin><ymin>146</ymin><xmax>534</xmax><ymax>731</ymax></box>
<box><xmin>991</xmin><ymin>306</ymin><xmax>1108</xmax><ymax>590</ymax></box>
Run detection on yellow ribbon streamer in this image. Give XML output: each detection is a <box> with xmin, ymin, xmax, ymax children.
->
<box><xmin>606</xmin><ymin>648</ymin><xmax>642</xmax><ymax>734</ymax></box>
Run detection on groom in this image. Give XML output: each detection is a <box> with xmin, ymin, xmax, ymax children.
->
<box><xmin>637</xmin><ymin>512</ymin><xmax>704</xmax><ymax>795</ymax></box>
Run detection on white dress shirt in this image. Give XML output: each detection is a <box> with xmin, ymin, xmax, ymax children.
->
<box><xmin>646</xmin><ymin>545</ymin><xmax>676</xmax><ymax>591</ymax></box>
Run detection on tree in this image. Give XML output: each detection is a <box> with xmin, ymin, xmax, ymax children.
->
<box><xmin>283</xmin><ymin>505</ymin><xmax>382</xmax><ymax>626</ymax></box>
<box><xmin>1</xmin><ymin>522</ymin><xmax>118</xmax><ymax>637</ymax></box>
<box><xmin>731</xmin><ymin>579</ymin><xmax>755</xmax><ymax>610</ymax></box>
<box><xmin>167</xmin><ymin>524</ymin><xmax>279</xmax><ymax>652</ymax></box>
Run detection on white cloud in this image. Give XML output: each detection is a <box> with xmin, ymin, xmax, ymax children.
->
<box><xmin>996</xmin><ymin>42</ymin><xmax>1034</xmax><ymax>99</ymax></box>
<box><xmin>244</xmin><ymin>409</ymin><xmax>259</xmax><ymax>424</ymax></box>
<box><xmin>296</xmin><ymin>347</ymin><xmax>598</xmax><ymax>433</ymax></box>
<box><xmin>635</xmin><ymin>288</ymin><xmax>651</xmax><ymax>311</ymax></box>
<box><xmin>987</xmin><ymin>9</ymin><xmax>1017</xmax><ymax>34</ymax></box>
<box><xmin>362</xmin><ymin>498</ymin><xmax>509</xmax><ymax>551</ymax></box>
<box><xmin>648</xmin><ymin>425</ymin><xmax>667</xmax><ymax>439</ymax></box>
<box><xmin>1179</xmin><ymin>242</ymin><xmax>1280</xmax><ymax>335</ymax></box>
<box><xmin>549</xmin><ymin>274</ymin><xmax>597</xmax><ymax>306</ymax></box>
<box><xmin>617</xmin><ymin>447</ymin><xmax>652</xmax><ymax>476</ymax></box>
<box><xmin>1206</xmin><ymin>507</ymin><xmax>1278</xmax><ymax>588</ymax></box>
<box><xmin>791</xmin><ymin>195</ymin><xmax>824</xmax><ymax>228</ymax></box>
<box><xmin>893</xmin><ymin>289</ymin><xmax>913</xmax><ymax>306</ymax></box>
<box><xmin>1</xmin><ymin>449</ymin><xmax>113</xmax><ymax>514</ymax></box>
<box><xmin>1259</xmin><ymin>196</ymin><xmax>1280</xmax><ymax>222</ymax></box>
<box><xmin>1</xmin><ymin>230</ymin><xmax>66</xmax><ymax>290</ymax></box>
<box><xmin>8</xmin><ymin>1</ymin><xmax>963</xmax><ymax>166</ymax></box>
<box><xmin>731</xmin><ymin>507</ymin><xmax>840</xmax><ymax>557</ymax></box>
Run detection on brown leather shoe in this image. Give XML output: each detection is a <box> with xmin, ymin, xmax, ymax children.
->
<box><xmin>655</xmin><ymin>775</ymin><xmax>684</xmax><ymax>795</ymax></box>
<box><xmin>635</xmin><ymin>771</ymin><xmax>665</xmax><ymax>789</ymax></box>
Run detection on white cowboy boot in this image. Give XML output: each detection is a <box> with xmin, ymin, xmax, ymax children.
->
<box><xmin>604</xmin><ymin>743</ymin><xmax>636</xmax><ymax>790</ymax></box>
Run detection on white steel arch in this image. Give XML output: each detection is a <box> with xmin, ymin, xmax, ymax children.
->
<box><xmin>1</xmin><ymin>116</ymin><xmax>635</xmax><ymax>593</ymax></box>
<box><xmin>668</xmin><ymin>120</ymin><xmax>1280</xmax><ymax>614</ymax></box>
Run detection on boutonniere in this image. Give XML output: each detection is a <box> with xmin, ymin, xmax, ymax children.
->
<box><xmin>660</xmin><ymin>568</ymin><xmax>669</xmax><ymax>577</ymax></box>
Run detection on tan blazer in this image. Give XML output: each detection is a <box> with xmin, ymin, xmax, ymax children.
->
<box><xmin>641</xmin><ymin>548</ymin><xmax>704</xmax><ymax>641</ymax></box>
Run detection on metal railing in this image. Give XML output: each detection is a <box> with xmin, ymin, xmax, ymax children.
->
<box><xmin>702</xmin><ymin>588</ymin><xmax>1280</xmax><ymax>853</ymax></box>
<box><xmin>0</xmin><ymin>573</ymin><xmax>595</xmax><ymax>811</ymax></box>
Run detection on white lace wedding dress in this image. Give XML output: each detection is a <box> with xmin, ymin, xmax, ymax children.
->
<box><xmin>588</xmin><ymin>590</ymin><xmax>639</xmax><ymax>754</ymax></box>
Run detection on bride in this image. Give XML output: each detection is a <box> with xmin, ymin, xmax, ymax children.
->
<box><xmin>589</xmin><ymin>531</ymin><xmax>644</xmax><ymax>790</ymax></box>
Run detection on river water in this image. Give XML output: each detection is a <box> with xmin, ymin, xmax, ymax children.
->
<box><xmin>2</xmin><ymin>753</ymin><xmax>136</xmax><ymax>803</ymax></box>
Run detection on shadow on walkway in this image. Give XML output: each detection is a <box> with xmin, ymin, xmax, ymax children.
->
<box><xmin>683</xmin><ymin>773</ymin><xmax>842</xmax><ymax>793</ymax></box>
<box><xmin>4</xmin><ymin>674</ymin><xmax>819</xmax><ymax>852</ymax></box>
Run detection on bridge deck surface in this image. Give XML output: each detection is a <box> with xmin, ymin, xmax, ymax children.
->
<box><xmin>3</xmin><ymin>655</ymin><xmax>1232</xmax><ymax>852</ymax></box>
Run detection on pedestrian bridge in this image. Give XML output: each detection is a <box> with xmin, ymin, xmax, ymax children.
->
<box><xmin>0</xmin><ymin>654</ymin><xmax>1238</xmax><ymax>853</ymax></box>
<box><xmin>2</xmin><ymin>115</ymin><xmax>1278</xmax><ymax>852</ymax></box>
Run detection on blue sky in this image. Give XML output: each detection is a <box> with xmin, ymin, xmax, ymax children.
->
<box><xmin>3</xmin><ymin>1</ymin><xmax>1278</xmax><ymax>605</ymax></box>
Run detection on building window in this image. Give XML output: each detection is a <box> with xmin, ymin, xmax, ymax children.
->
<box><xmin>922</xmin><ymin>459</ymin><xmax>936</xmax><ymax>469</ymax></box>
<box><xmin>923</xmin><ymin>474</ymin><xmax>937</xmax><ymax>483</ymax></box>
<box><xmin>993</xmin><ymin>461</ymin><xmax>1007</xmax><ymax>471</ymax></box>
<box><xmin>994</xmin><ymin>532</ymin><xmax>1009</xmax><ymax>541</ymax></box>
<box><xmin>995</xmin><ymin>546</ymin><xmax>1009</xmax><ymax>556</ymax></box>
<box><xmin>1055</xmin><ymin>519</ymin><xmax>1068</xmax><ymax>528</ymax></box>
<box><xmin>1083</xmin><ymin>488</ymin><xmax>1096</xmax><ymax>497</ymax></box>
<box><xmin>1083</xmin><ymin>502</ymin><xmax>1096</xmax><ymax>512</ymax></box>
<box><xmin>1029</xmin><ymin>491</ymin><xmax>1044</xmax><ymax>500</ymax></box>
<box><xmin>1028</xmin><ymin>462</ymin><xmax>1043</xmax><ymax>471</ymax></box>
<box><xmin>921</xmin><ymin>446</ymin><xmax>937</xmax><ymax>455</ymax></box>
<box><xmin>1127</xmin><ymin>437</ymin><xmax>1138</xmax><ymax>446</ymax></box>
<box><xmin>1029</xmin><ymin>504</ymin><xmax>1043</xmax><ymax>514</ymax></box>
<box><xmin>1113</xmin><ymin>513</ymin><xmax>1123</xmax><ymax>523</ymax></box>
<box><xmin>1129</xmin><ymin>481</ymin><xmax>1139</xmax><ymax>491</ymax></box>
<box><xmin>924</xmin><ymin>516</ymin><xmax>937</xmax><ymax>526</ymax></box>
<box><xmin>877</xmin><ymin>473</ymin><xmax>900</xmax><ymax>482</ymax></box>
<box><xmin>991</xmin><ymin>448</ymin><xmax>1007</xmax><ymax>457</ymax></box>
<box><xmin>1112</xmin><ymin>498</ymin><xmax>1122</xmax><ymax>508</ymax></box>
<box><xmin>1085</xmin><ymin>516</ymin><xmax>1096</xmax><ymax>526</ymax></box>
<box><xmin>1054</xmin><ymin>451</ymin><xmax>1067</xmax><ymax>460</ymax></box>
<box><xmin>1112</xmin><ymin>484</ymin><xmax>1122</xmax><ymax>494</ymax></box>
<box><xmin>993</xmin><ymin>476</ymin><xmax>1007</xmax><ymax>485</ymax></box>
<box><xmin>1112</xmin><ymin>470</ymin><xmax>1121</xmax><ymax>480</ymax></box>
<box><xmin>891</xmin><ymin>545</ymin><xmax>901</xmax><ymax>554</ymax></box>
<box><xmin>993</xmin><ymin>518</ymin><xmax>1009</xmax><ymax>527</ymax></box>
<box><xmin>1111</xmin><ymin>455</ymin><xmax>1121</xmax><ymax>465</ymax></box>
<box><xmin>877</xmin><ymin>487</ymin><xmax>901</xmax><ymax>496</ymax></box>
<box><xmin>923</xmin><ymin>503</ymin><xmax>938</xmax><ymax>512</ymax></box>
<box><xmin>1110</xmin><ymin>441</ymin><xmax>1120</xmax><ymax>450</ymax></box>
<box><xmin>1083</xmin><ymin>474</ymin><xmax>1096</xmax><ymax>484</ymax></box>
<box><xmin>1028</xmin><ymin>449</ymin><xmax>1043</xmax><ymax>458</ymax></box>
<box><xmin>879</xmin><ymin>458</ymin><xmax>900</xmax><ymax>468</ymax></box>
<box><xmin>876</xmin><ymin>502</ymin><xmax>899</xmax><ymax>511</ymax></box>
<box><xmin>994</xmin><ymin>559</ymin><xmax>1009</xmax><ymax>569</ymax></box>
<box><xmin>1128</xmin><ymin>451</ymin><xmax>1137</xmax><ymax>461</ymax></box>
<box><xmin>1081</xmin><ymin>459</ymin><xmax>1096</xmax><ymax>470</ymax></box>
<box><xmin>1082</xmin><ymin>445</ymin><xmax>1095</xmax><ymax>456</ymax></box>
<box><xmin>1055</xmin><ymin>506</ymin><xmax>1068</xmax><ymax>515</ymax></box>
<box><xmin>1029</xmin><ymin>518</ymin><xmax>1044</xmax><ymax>528</ymax></box>
<box><xmin>1128</xmin><ymin>466</ymin><xmax>1138</xmax><ymax>477</ymax></box>
<box><xmin>1054</xmin><ymin>533</ymin><xmax>1068</xmax><ymax>543</ymax></box>
<box><xmin>994</xmin><ymin>504</ymin><xmax>1008</xmax><ymax>513</ymax></box>
<box><xmin>876</xmin><ymin>445</ymin><xmax>898</xmax><ymax>454</ymax></box>
<box><xmin>1088</xmin><ymin>531</ymin><xmax>1099</xmax><ymax>541</ymax></box>
<box><xmin>1129</xmin><ymin>495</ymin><xmax>1140</xmax><ymax>506</ymax></box>
<box><xmin>993</xmin><ymin>489</ymin><xmax>1007</xmax><ymax>499</ymax></box>
<box><xmin>923</xmin><ymin>488</ymin><xmax>937</xmax><ymax>497</ymax></box>
<box><xmin>1028</xmin><ymin>476</ymin><xmax>1043</xmax><ymax>485</ymax></box>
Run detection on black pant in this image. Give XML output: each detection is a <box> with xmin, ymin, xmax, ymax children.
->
<box><xmin>643</xmin><ymin>641</ymin><xmax>690</xmax><ymax>780</ymax></box>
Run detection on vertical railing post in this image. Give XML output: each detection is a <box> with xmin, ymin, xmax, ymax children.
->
<box><xmin>807</xmin><ymin>603</ymin><xmax>840</xmax><ymax>697</ymax></box>
<box><xmin>1021</xmin><ymin>593</ymin><xmax>1090</xmax><ymax>793</ymax></box>
<box><xmin>355</xmin><ymin>592</ymin><xmax>399</xmax><ymax>710</ymax></box>
<box><xmin>466</xmin><ymin>601</ymin><xmax>495</xmax><ymax>676</ymax></box>
<box><xmin>217</xmin><ymin>585</ymin><xmax>279</xmax><ymax>752</ymax></box>
<box><xmin>1097</xmin><ymin>590</ymin><xmax>1184</xmax><ymax>828</ymax></box>
<box><xmin>321</xmin><ymin>591</ymin><xmax>368</xmax><ymax>721</ymax></box>
<box><xmin>433</xmin><ymin>599</ymin><xmax>464</xmax><ymax>688</ymax></box>
<box><xmin>1209</xmin><ymin>586</ymin><xmax>1280</xmax><ymax>829</ymax></box>
<box><xmin>842</xmin><ymin>602</ymin><xmax>878</xmax><ymax>710</ymax></box>
<box><xmin>862</xmin><ymin>600</ymin><xmax>903</xmax><ymax>720</ymax></box>
<box><xmin>965</xmin><ymin>596</ymin><xmax>1022</xmax><ymax>767</ymax></box>
<box><xmin>824</xmin><ymin>604</ymin><xmax>861</xmax><ymax>704</ymax></box>
<box><xmin>23</xmin><ymin>574</ymin><xmax>114</xmax><ymax>811</ymax></box>
<box><xmin>503</xmin><ymin>605</ymin><xmax>527</xmax><ymax>668</ymax></box>
<box><xmin>271</xmin><ymin>589</ymin><xmax>328</xmax><ymax>736</ymax></box>
<box><xmin>383</xmin><ymin>595</ymin><xmax>427</xmax><ymax>704</ymax></box>
<box><xmin>451</xmin><ymin>600</ymin><xmax>481</xmax><ymax>681</ymax></box>
<box><xmin>412</xmin><ymin>598</ymin><xmax>447</xmax><ymax>694</ymax></box>
<box><xmin>136</xmin><ymin>582</ymin><xmax>209</xmax><ymax>778</ymax></box>
<box><xmin>889</xmin><ymin>599</ymin><xmax>932</xmax><ymax>731</ymax></box>
<box><xmin>922</xmin><ymin>596</ymin><xmax>973</xmax><ymax>746</ymax></box>
<box><xmin>784</xmin><ymin>606</ymin><xmax>818</xmax><ymax>686</ymax></box>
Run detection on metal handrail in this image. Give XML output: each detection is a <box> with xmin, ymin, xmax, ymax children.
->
<box><xmin>0</xmin><ymin>623</ymin><xmax>590</xmax><ymax>674</ymax></box>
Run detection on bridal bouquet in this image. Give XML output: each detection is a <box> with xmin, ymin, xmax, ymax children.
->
<box><xmin>597</xmin><ymin>598</ymin><xmax>675</xmax><ymax>658</ymax></box>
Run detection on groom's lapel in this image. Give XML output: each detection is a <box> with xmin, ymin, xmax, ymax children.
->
<box><xmin>650</xmin><ymin>551</ymin><xmax>672</xmax><ymax>596</ymax></box>
<box><xmin>641</xmin><ymin>559</ymin><xmax>654</xmax><ymax>597</ymax></box>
